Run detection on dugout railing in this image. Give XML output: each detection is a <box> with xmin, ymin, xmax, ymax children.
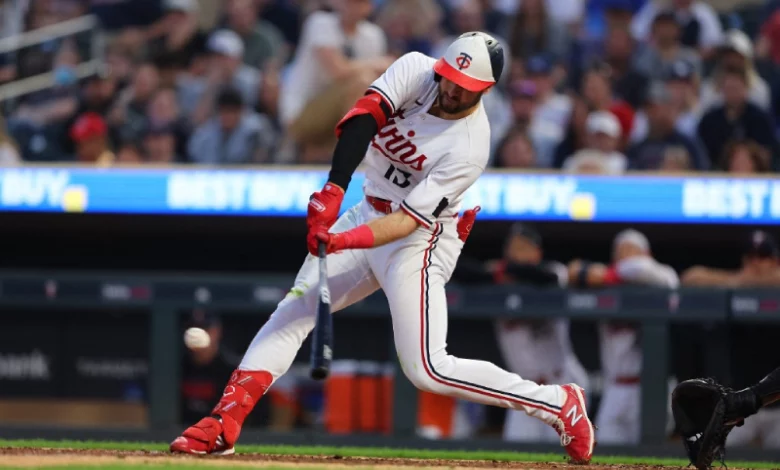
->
<box><xmin>0</xmin><ymin>270</ymin><xmax>773</xmax><ymax>444</ymax></box>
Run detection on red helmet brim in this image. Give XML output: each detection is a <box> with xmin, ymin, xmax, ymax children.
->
<box><xmin>433</xmin><ymin>57</ymin><xmax>494</xmax><ymax>92</ymax></box>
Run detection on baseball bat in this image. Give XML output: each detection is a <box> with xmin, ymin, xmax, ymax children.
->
<box><xmin>310</xmin><ymin>241</ymin><xmax>333</xmax><ymax>380</ymax></box>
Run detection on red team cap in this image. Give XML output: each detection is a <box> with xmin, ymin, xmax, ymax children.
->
<box><xmin>433</xmin><ymin>31</ymin><xmax>504</xmax><ymax>93</ymax></box>
<box><xmin>70</xmin><ymin>112</ymin><xmax>108</xmax><ymax>142</ymax></box>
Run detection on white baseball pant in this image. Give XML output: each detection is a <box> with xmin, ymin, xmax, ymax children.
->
<box><xmin>238</xmin><ymin>199</ymin><xmax>565</xmax><ymax>424</ymax></box>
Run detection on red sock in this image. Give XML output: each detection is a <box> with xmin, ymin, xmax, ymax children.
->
<box><xmin>211</xmin><ymin>370</ymin><xmax>273</xmax><ymax>445</ymax></box>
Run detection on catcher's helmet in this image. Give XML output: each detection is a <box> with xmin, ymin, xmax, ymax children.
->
<box><xmin>433</xmin><ymin>31</ymin><xmax>504</xmax><ymax>92</ymax></box>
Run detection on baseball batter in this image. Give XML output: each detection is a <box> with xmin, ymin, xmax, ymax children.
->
<box><xmin>170</xmin><ymin>32</ymin><xmax>595</xmax><ymax>463</ymax></box>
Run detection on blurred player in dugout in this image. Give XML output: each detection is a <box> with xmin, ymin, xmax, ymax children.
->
<box><xmin>568</xmin><ymin>229</ymin><xmax>679</xmax><ymax>445</ymax></box>
<box><xmin>682</xmin><ymin>230</ymin><xmax>780</xmax><ymax>448</ymax></box>
<box><xmin>452</xmin><ymin>223</ymin><xmax>589</xmax><ymax>442</ymax></box>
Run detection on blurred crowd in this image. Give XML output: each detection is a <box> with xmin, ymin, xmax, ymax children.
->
<box><xmin>1</xmin><ymin>0</ymin><xmax>780</xmax><ymax>171</ymax></box>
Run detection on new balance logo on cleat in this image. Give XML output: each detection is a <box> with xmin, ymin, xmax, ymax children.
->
<box><xmin>566</xmin><ymin>405</ymin><xmax>583</xmax><ymax>426</ymax></box>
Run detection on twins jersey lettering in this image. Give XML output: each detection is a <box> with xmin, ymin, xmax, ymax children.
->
<box><xmin>362</xmin><ymin>52</ymin><xmax>491</xmax><ymax>228</ymax></box>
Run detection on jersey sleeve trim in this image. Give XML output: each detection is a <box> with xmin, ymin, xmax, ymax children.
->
<box><xmin>401</xmin><ymin>201</ymin><xmax>433</xmax><ymax>228</ymax></box>
<box><xmin>367</xmin><ymin>85</ymin><xmax>396</xmax><ymax>113</ymax></box>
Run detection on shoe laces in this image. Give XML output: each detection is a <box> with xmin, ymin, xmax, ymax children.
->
<box><xmin>553</xmin><ymin>417</ymin><xmax>573</xmax><ymax>446</ymax></box>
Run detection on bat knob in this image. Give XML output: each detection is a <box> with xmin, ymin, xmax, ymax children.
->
<box><xmin>311</xmin><ymin>367</ymin><xmax>329</xmax><ymax>380</ymax></box>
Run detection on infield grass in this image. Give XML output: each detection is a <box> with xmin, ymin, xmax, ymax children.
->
<box><xmin>0</xmin><ymin>439</ymin><xmax>777</xmax><ymax>469</ymax></box>
<box><xmin>0</xmin><ymin>467</ymin><xmax>325</xmax><ymax>470</ymax></box>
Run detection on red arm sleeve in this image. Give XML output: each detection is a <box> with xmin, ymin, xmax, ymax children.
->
<box><xmin>335</xmin><ymin>91</ymin><xmax>392</xmax><ymax>137</ymax></box>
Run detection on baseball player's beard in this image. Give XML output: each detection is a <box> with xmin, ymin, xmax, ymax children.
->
<box><xmin>437</xmin><ymin>90</ymin><xmax>482</xmax><ymax>115</ymax></box>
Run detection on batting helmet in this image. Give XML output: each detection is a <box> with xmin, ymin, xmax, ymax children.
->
<box><xmin>433</xmin><ymin>31</ymin><xmax>504</xmax><ymax>93</ymax></box>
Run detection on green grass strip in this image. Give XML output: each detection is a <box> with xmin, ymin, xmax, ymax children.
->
<box><xmin>0</xmin><ymin>466</ymin><xmax>334</xmax><ymax>470</ymax></box>
<box><xmin>0</xmin><ymin>439</ymin><xmax>777</xmax><ymax>469</ymax></box>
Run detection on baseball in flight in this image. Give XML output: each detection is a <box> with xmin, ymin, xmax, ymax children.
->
<box><xmin>184</xmin><ymin>327</ymin><xmax>211</xmax><ymax>349</ymax></box>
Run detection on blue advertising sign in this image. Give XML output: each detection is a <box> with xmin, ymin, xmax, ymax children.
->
<box><xmin>0</xmin><ymin>167</ymin><xmax>778</xmax><ymax>224</ymax></box>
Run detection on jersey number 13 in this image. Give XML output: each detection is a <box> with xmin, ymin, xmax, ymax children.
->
<box><xmin>384</xmin><ymin>163</ymin><xmax>411</xmax><ymax>188</ymax></box>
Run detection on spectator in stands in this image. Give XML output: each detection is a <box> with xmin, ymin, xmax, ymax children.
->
<box><xmin>433</xmin><ymin>0</ymin><xmax>506</xmax><ymax>58</ymax></box>
<box><xmin>507</xmin><ymin>80</ymin><xmax>538</xmax><ymax>130</ymax></box>
<box><xmin>634</xmin><ymin>10</ymin><xmax>701</xmax><ymax>82</ymax></box>
<box><xmin>629</xmin><ymin>60</ymin><xmax>699</xmax><ymax>143</ymax></box>
<box><xmin>630</xmin><ymin>0</ymin><xmax>724</xmax><ymax>58</ymax></box>
<box><xmin>580</xmin><ymin>0</ymin><xmax>640</xmax><ymax>41</ymax></box>
<box><xmin>553</xmin><ymin>97</ymin><xmax>591</xmax><ymax>168</ymax></box>
<box><xmin>116</xmin><ymin>140</ymin><xmax>144</xmax><ymax>164</ymax></box>
<box><xmin>582</xmin><ymin>60</ymin><xmax>636</xmax><ymax>140</ymax></box>
<box><xmin>568</xmin><ymin>229</ymin><xmax>679</xmax><ymax>445</ymax></box>
<box><xmin>700</xmin><ymin>30</ymin><xmax>772</xmax><ymax>112</ymax></box>
<box><xmin>224</xmin><ymin>0</ymin><xmax>287</xmax><ymax>69</ymax></box>
<box><xmin>60</xmin><ymin>69</ymin><xmax>120</xmax><ymax>158</ymax></box>
<box><xmin>508</xmin><ymin>0</ymin><xmax>585</xmax><ymax>33</ymax></box>
<box><xmin>0</xmin><ymin>116</ymin><xmax>21</xmax><ymax>166</ymax></box>
<box><xmin>77</xmin><ymin>71</ymin><xmax>119</xmax><ymax>121</ymax></box>
<box><xmin>153</xmin><ymin>51</ymin><xmax>187</xmax><ymax>90</ymax></box>
<box><xmin>717</xmin><ymin>139</ymin><xmax>772</xmax><ymax>174</ymax></box>
<box><xmin>696</xmin><ymin>67</ymin><xmax>778</xmax><ymax>170</ymax></box>
<box><xmin>104</xmin><ymin>42</ymin><xmax>136</xmax><ymax>89</ymax></box>
<box><xmin>682</xmin><ymin>230</ymin><xmax>780</xmax><ymax>288</ymax></box>
<box><xmin>663</xmin><ymin>58</ymin><xmax>702</xmax><ymax>139</ymax></box>
<box><xmin>525</xmin><ymin>55</ymin><xmax>572</xmax><ymax>136</ymax></box>
<box><xmin>562</xmin><ymin>110</ymin><xmax>628</xmax><ymax>174</ymax></box>
<box><xmin>506</xmin><ymin>0</ymin><xmax>570</xmax><ymax>62</ymax></box>
<box><xmin>69</xmin><ymin>112</ymin><xmax>115</xmax><ymax>166</ymax></box>
<box><xmin>176</xmin><ymin>46</ymin><xmax>211</xmax><ymax>117</ymax></box>
<box><xmin>88</xmin><ymin>0</ymin><xmax>164</xmax><ymax>33</ymax></box>
<box><xmin>494</xmin><ymin>129</ymin><xmax>537</xmax><ymax>168</ymax></box>
<box><xmin>11</xmin><ymin>38</ymin><xmax>79</xmax><ymax>128</ymax></box>
<box><xmin>143</xmin><ymin>123</ymin><xmax>180</xmax><ymax>163</ymax></box>
<box><xmin>379</xmin><ymin>0</ymin><xmax>442</xmax><ymax>57</ymax></box>
<box><xmin>142</xmin><ymin>0</ymin><xmax>207</xmax><ymax>68</ymax></box>
<box><xmin>627</xmin><ymin>81</ymin><xmax>708</xmax><ymax>170</ymax></box>
<box><xmin>452</xmin><ymin>222</ymin><xmax>588</xmax><ymax>443</ymax></box>
<box><xmin>147</xmin><ymin>87</ymin><xmax>190</xmax><ymax>158</ymax></box>
<box><xmin>188</xmin><ymin>29</ymin><xmax>262</xmax><ymax>126</ymax></box>
<box><xmin>756</xmin><ymin>6</ymin><xmax>780</xmax><ymax>65</ymax></box>
<box><xmin>502</xmin><ymin>80</ymin><xmax>560</xmax><ymax>167</ymax></box>
<box><xmin>188</xmin><ymin>87</ymin><xmax>277</xmax><ymax>164</ymax></box>
<box><xmin>602</xmin><ymin>26</ymin><xmax>648</xmax><ymax>109</ymax></box>
<box><xmin>256</xmin><ymin>58</ymin><xmax>282</xmax><ymax>124</ymax></box>
<box><xmin>108</xmin><ymin>62</ymin><xmax>161</xmax><ymax>145</ymax></box>
<box><xmin>279</xmin><ymin>0</ymin><xmax>391</xmax><ymax>162</ymax></box>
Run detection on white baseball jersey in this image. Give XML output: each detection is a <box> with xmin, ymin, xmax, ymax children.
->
<box><xmin>361</xmin><ymin>52</ymin><xmax>491</xmax><ymax>229</ymax></box>
<box><xmin>236</xmin><ymin>50</ymin><xmax>571</xmax><ymax>437</ymax></box>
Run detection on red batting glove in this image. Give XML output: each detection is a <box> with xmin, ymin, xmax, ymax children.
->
<box><xmin>307</xmin><ymin>183</ymin><xmax>344</xmax><ymax>230</ymax></box>
<box><xmin>315</xmin><ymin>225</ymin><xmax>375</xmax><ymax>255</ymax></box>
<box><xmin>307</xmin><ymin>183</ymin><xmax>344</xmax><ymax>255</ymax></box>
<box><xmin>456</xmin><ymin>206</ymin><xmax>481</xmax><ymax>242</ymax></box>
